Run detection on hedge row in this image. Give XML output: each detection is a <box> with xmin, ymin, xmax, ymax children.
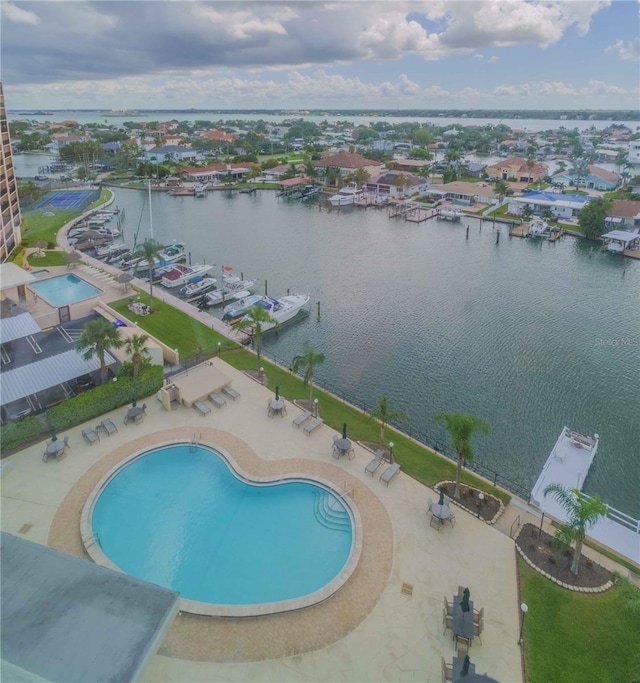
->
<box><xmin>48</xmin><ymin>366</ymin><xmax>164</xmax><ymax>431</ymax></box>
<box><xmin>0</xmin><ymin>416</ymin><xmax>43</xmax><ymax>452</ymax></box>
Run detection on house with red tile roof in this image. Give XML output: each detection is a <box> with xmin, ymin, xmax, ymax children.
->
<box><xmin>199</xmin><ymin>130</ymin><xmax>239</xmax><ymax>143</ymax></box>
<box><xmin>485</xmin><ymin>157</ymin><xmax>548</xmax><ymax>182</ymax></box>
<box><xmin>313</xmin><ymin>151</ymin><xmax>381</xmax><ymax>177</ymax></box>
<box><xmin>608</xmin><ymin>200</ymin><xmax>640</xmax><ymax>228</ymax></box>
<box><xmin>366</xmin><ymin>171</ymin><xmax>428</xmax><ymax>198</ymax></box>
<box><xmin>181</xmin><ymin>162</ymin><xmax>259</xmax><ymax>182</ymax></box>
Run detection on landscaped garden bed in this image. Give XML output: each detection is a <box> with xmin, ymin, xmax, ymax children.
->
<box><xmin>437</xmin><ymin>481</ymin><xmax>503</xmax><ymax>524</ymax></box>
<box><xmin>516</xmin><ymin>522</ymin><xmax>611</xmax><ymax>591</ymax></box>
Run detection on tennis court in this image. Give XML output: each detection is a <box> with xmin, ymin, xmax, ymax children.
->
<box><xmin>32</xmin><ymin>189</ymin><xmax>100</xmax><ymax>213</ymax></box>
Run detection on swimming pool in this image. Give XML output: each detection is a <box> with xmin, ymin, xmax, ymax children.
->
<box><xmin>87</xmin><ymin>444</ymin><xmax>356</xmax><ymax>615</ymax></box>
<box><xmin>29</xmin><ymin>274</ymin><xmax>103</xmax><ymax>306</ymax></box>
<box><xmin>31</xmin><ymin>269</ymin><xmax>50</xmax><ymax>277</ymax></box>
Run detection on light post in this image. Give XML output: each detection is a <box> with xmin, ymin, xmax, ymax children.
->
<box><xmin>259</xmin><ymin>366</ymin><xmax>264</xmax><ymax>384</ymax></box>
<box><xmin>518</xmin><ymin>603</ymin><xmax>528</xmax><ymax>645</ymax></box>
<box><xmin>389</xmin><ymin>441</ymin><xmax>394</xmax><ymax>462</ymax></box>
<box><xmin>217</xmin><ymin>342</ymin><xmax>221</xmax><ymax>357</ymax></box>
<box><xmin>477</xmin><ymin>492</ymin><xmax>484</xmax><ymax>518</ymax></box>
<box><xmin>313</xmin><ymin>398</ymin><xmax>318</xmax><ymax>418</ymax></box>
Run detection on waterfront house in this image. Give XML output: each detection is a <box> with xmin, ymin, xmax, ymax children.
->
<box><xmin>144</xmin><ymin>146</ymin><xmax>201</xmax><ymax>164</ymax></box>
<box><xmin>313</xmin><ymin>151</ymin><xmax>381</xmax><ymax>179</ymax></box>
<box><xmin>365</xmin><ymin>171</ymin><xmax>428</xmax><ymax>198</ymax></box>
<box><xmin>181</xmin><ymin>162</ymin><xmax>258</xmax><ymax>183</ymax></box>
<box><xmin>485</xmin><ymin>157</ymin><xmax>548</xmax><ymax>182</ymax></box>
<box><xmin>607</xmin><ymin>200</ymin><xmax>640</xmax><ymax>229</ymax></box>
<box><xmin>436</xmin><ymin>181</ymin><xmax>498</xmax><ymax>207</ymax></box>
<box><xmin>508</xmin><ymin>191</ymin><xmax>591</xmax><ymax>219</ymax></box>
<box><xmin>628</xmin><ymin>140</ymin><xmax>640</xmax><ymax>166</ymax></box>
<box><xmin>551</xmin><ymin>165</ymin><xmax>620</xmax><ymax>191</ymax></box>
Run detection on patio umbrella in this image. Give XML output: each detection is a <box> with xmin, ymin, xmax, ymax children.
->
<box><xmin>65</xmin><ymin>250</ymin><xmax>83</xmax><ymax>262</ymax></box>
<box><xmin>49</xmin><ymin>425</ymin><xmax>57</xmax><ymax>442</ymax></box>
<box><xmin>342</xmin><ymin>423</ymin><xmax>347</xmax><ymax>439</ymax></box>
<box><xmin>116</xmin><ymin>272</ymin><xmax>133</xmax><ymax>284</ymax></box>
<box><xmin>34</xmin><ymin>240</ymin><xmax>48</xmax><ymax>256</ymax></box>
<box><xmin>275</xmin><ymin>386</ymin><xmax>279</xmax><ymax>400</ymax></box>
<box><xmin>439</xmin><ymin>486</ymin><xmax>446</xmax><ymax>506</ymax></box>
<box><xmin>131</xmin><ymin>392</ymin><xmax>137</xmax><ymax>408</ymax></box>
<box><xmin>461</xmin><ymin>587</ymin><xmax>471</xmax><ymax>613</ymax></box>
<box><xmin>462</xmin><ymin>654</ymin><xmax>471</xmax><ymax>677</ymax></box>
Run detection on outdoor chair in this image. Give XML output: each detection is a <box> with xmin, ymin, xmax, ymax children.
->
<box><xmin>379</xmin><ymin>462</ymin><xmax>401</xmax><ymax>485</ymax></box>
<box><xmin>141</xmin><ymin>402</ymin><xmax>147</xmax><ymax>413</ymax></box>
<box><xmin>208</xmin><ymin>393</ymin><xmax>227</xmax><ymax>408</ymax></box>
<box><xmin>82</xmin><ymin>427</ymin><xmax>100</xmax><ymax>445</ymax></box>
<box><xmin>458</xmin><ymin>586</ymin><xmax>466</xmax><ymax>597</ymax></box>
<box><xmin>473</xmin><ymin>620</ymin><xmax>484</xmax><ymax>644</ymax></box>
<box><xmin>442</xmin><ymin>608</ymin><xmax>453</xmax><ymax>637</ymax></box>
<box><xmin>444</xmin><ymin>595</ymin><xmax>453</xmax><ymax>617</ymax></box>
<box><xmin>448</xmin><ymin>511</ymin><xmax>456</xmax><ymax>527</ymax></box>
<box><xmin>427</xmin><ymin>498</ymin><xmax>434</xmax><ymax>515</ymax></box>
<box><xmin>222</xmin><ymin>386</ymin><xmax>240</xmax><ymax>400</ymax></box>
<box><xmin>473</xmin><ymin>607</ymin><xmax>484</xmax><ymax>625</ymax></box>
<box><xmin>292</xmin><ymin>410</ymin><xmax>312</xmax><ymax>427</ymax></box>
<box><xmin>430</xmin><ymin>514</ymin><xmax>442</xmax><ymax>530</ymax></box>
<box><xmin>455</xmin><ymin>635</ymin><xmax>471</xmax><ymax>651</ymax></box>
<box><xmin>364</xmin><ymin>450</ymin><xmax>384</xmax><ymax>476</ymax></box>
<box><xmin>193</xmin><ymin>401</ymin><xmax>211</xmax><ymax>416</ymax></box>
<box><xmin>303</xmin><ymin>417</ymin><xmax>323</xmax><ymax>435</ymax></box>
<box><xmin>62</xmin><ymin>435</ymin><xmax>70</xmax><ymax>450</ymax></box>
<box><xmin>441</xmin><ymin>657</ymin><xmax>453</xmax><ymax>683</ymax></box>
<box><xmin>457</xmin><ymin>642</ymin><xmax>469</xmax><ymax>658</ymax></box>
<box><xmin>100</xmin><ymin>418</ymin><xmax>118</xmax><ymax>436</ymax></box>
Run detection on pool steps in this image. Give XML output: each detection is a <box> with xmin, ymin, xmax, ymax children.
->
<box><xmin>313</xmin><ymin>491</ymin><xmax>351</xmax><ymax>532</ymax></box>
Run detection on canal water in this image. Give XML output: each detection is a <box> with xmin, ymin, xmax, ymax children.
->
<box><xmin>99</xmin><ymin>187</ymin><xmax>640</xmax><ymax>517</ymax></box>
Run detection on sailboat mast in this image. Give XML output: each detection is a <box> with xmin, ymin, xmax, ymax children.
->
<box><xmin>148</xmin><ymin>179</ymin><xmax>154</xmax><ymax>239</ymax></box>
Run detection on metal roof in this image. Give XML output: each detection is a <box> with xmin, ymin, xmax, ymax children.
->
<box><xmin>0</xmin><ymin>348</ymin><xmax>116</xmax><ymax>404</ymax></box>
<box><xmin>0</xmin><ymin>532</ymin><xmax>179</xmax><ymax>683</ymax></box>
<box><xmin>602</xmin><ymin>230</ymin><xmax>639</xmax><ymax>243</ymax></box>
<box><xmin>0</xmin><ymin>263</ymin><xmax>37</xmax><ymax>291</ymax></box>
<box><xmin>0</xmin><ymin>312</ymin><xmax>42</xmax><ymax>345</ymax></box>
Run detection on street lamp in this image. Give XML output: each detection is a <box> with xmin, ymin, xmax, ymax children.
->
<box><xmin>314</xmin><ymin>398</ymin><xmax>318</xmax><ymax>418</ymax></box>
<box><xmin>477</xmin><ymin>492</ymin><xmax>484</xmax><ymax>518</ymax></box>
<box><xmin>518</xmin><ymin>603</ymin><xmax>528</xmax><ymax>645</ymax></box>
<box><xmin>259</xmin><ymin>366</ymin><xmax>264</xmax><ymax>384</ymax></box>
<box><xmin>389</xmin><ymin>441</ymin><xmax>394</xmax><ymax>462</ymax></box>
<box><xmin>217</xmin><ymin>342</ymin><xmax>221</xmax><ymax>357</ymax></box>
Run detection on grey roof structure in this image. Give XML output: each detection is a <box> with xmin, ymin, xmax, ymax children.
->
<box><xmin>0</xmin><ymin>312</ymin><xmax>42</xmax><ymax>345</ymax></box>
<box><xmin>0</xmin><ymin>348</ymin><xmax>116</xmax><ymax>404</ymax></box>
<box><xmin>0</xmin><ymin>263</ymin><xmax>36</xmax><ymax>291</ymax></box>
<box><xmin>0</xmin><ymin>533</ymin><xmax>180</xmax><ymax>683</ymax></box>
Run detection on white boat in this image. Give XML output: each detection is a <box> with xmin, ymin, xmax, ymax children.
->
<box><xmin>137</xmin><ymin>242</ymin><xmax>186</xmax><ymax>271</ymax></box>
<box><xmin>195</xmin><ymin>183</ymin><xmax>208</xmax><ymax>197</ymax></box>
<box><xmin>222</xmin><ymin>294</ymin><xmax>265</xmax><ymax>320</ymax></box>
<box><xmin>329</xmin><ymin>182</ymin><xmax>364</xmax><ymax>207</ymax></box>
<box><xmin>205</xmin><ymin>278</ymin><xmax>256</xmax><ymax>306</ymax></box>
<box><xmin>527</xmin><ymin>216</ymin><xmax>550</xmax><ymax>237</ymax></box>
<box><xmin>179</xmin><ymin>277</ymin><xmax>218</xmax><ymax>298</ymax></box>
<box><xmin>96</xmin><ymin>243</ymin><xmax>129</xmax><ymax>260</ymax></box>
<box><xmin>246</xmin><ymin>294</ymin><xmax>310</xmax><ymax>331</ymax></box>
<box><xmin>439</xmin><ymin>208</ymin><xmax>462</xmax><ymax>221</ymax></box>
<box><xmin>161</xmin><ymin>263</ymin><xmax>214</xmax><ymax>288</ymax></box>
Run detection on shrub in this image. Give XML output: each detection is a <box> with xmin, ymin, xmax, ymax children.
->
<box><xmin>0</xmin><ymin>417</ymin><xmax>43</xmax><ymax>451</ymax></box>
<box><xmin>47</xmin><ymin>366</ymin><xmax>163</xmax><ymax>431</ymax></box>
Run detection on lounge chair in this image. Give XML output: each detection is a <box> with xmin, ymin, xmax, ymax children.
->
<box><xmin>303</xmin><ymin>417</ymin><xmax>323</xmax><ymax>435</ymax></box>
<box><xmin>208</xmin><ymin>392</ymin><xmax>227</xmax><ymax>408</ymax></box>
<box><xmin>193</xmin><ymin>401</ymin><xmax>211</xmax><ymax>416</ymax></box>
<box><xmin>364</xmin><ymin>450</ymin><xmax>384</xmax><ymax>476</ymax></box>
<box><xmin>100</xmin><ymin>418</ymin><xmax>118</xmax><ymax>436</ymax></box>
<box><xmin>379</xmin><ymin>462</ymin><xmax>401</xmax><ymax>485</ymax></box>
<box><xmin>222</xmin><ymin>386</ymin><xmax>240</xmax><ymax>400</ymax></box>
<box><xmin>82</xmin><ymin>427</ymin><xmax>100</xmax><ymax>445</ymax></box>
<box><xmin>292</xmin><ymin>410</ymin><xmax>312</xmax><ymax>427</ymax></box>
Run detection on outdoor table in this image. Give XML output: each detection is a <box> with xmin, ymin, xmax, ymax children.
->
<box><xmin>125</xmin><ymin>406</ymin><xmax>145</xmax><ymax>424</ymax></box>
<box><xmin>334</xmin><ymin>438</ymin><xmax>354</xmax><ymax>458</ymax></box>
<box><xmin>452</xmin><ymin>656</ymin><xmax>476</xmax><ymax>681</ymax></box>
<box><xmin>268</xmin><ymin>399</ymin><xmax>286</xmax><ymax>417</ymax></box>
<box><xmin>431</xmin><ymin>503</ymin><xmax>452</xmax><ymax>521</ymax></box>
<box><xmin>452</xmin><ymin>595</ymin><xmax>475</xmax><ymax>646</ymax></box>
<box><xmin>45</xmin><ymin>440</ymin><xmax>67</xmax><ymax>461</ymax></box>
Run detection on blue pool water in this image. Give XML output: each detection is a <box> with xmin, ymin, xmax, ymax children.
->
<box><xmin>31</xmin><ymin>269</ymin><xmax>50</xmax><ymax>277</ymax></box>
<box><xmin>29</xmin><ymin>274</ymin><xmax>103</xmax><ymax>306</ymax></box>
<box><xmin>92</xmin><ymin>444</ymin><xmax>354</xmax><ymax>605</ymax></box>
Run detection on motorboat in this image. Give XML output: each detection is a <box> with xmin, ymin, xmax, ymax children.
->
<box><xmin>161</xmin><ymin>263</ymin><xmax>214</xmax><ymax>288</ymax></box>
<box><xmin>328</xmin><ymin>182</ymin><xmax>364</xmax><ymax>207</ymax></box>
<box><xmin>301</xmin><ymin>184</ymin><xmax>320</xmax><ymax>200</ymax></box>
<box><xmin>527</xmin><ymin>216</ymin><xmax>550</xmax><ymax>237</ymax></box>
<box><xmin>195</xmin><ymin>183</ymin><xmax>208</xmax><ymax>197</ymax></box>
<box><xmin>135</xmin><ymin>242</ymin><xmax>186</xmax><ymax>271</ymax></box>
<box><xmin>247</xmin><ymin>294</ymin><xmax>310</xmax><ymax>331</ymax></box>
<box><xmin>179</xmin><ymin>277</ymin><xmax>218</xmax><ymax>298</ymax></box>
<box><xmin>222</xmin><ymin>294</ymin><xmax>265</xmax><ymax>320</ymax></box>
<box><xmin>95</xmin><ymin>243</ymin><xmax>130</xmax><ymax>260</ymax></box>
<box><xmin>439</xmin><ymin>208</ymin><xmax>462</xmax><ymax>221</ymax></box>
<box><xmin>205</xmin><ymin>277</ymin><xmax>256</xmax><ymax>306</ymax></box>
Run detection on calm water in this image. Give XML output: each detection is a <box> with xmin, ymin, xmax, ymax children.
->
<box><xmin>107</xmin><ymin>187</ymin><xmax>640</xmax><ymax>517</ymax></box>
<box><xmin>29</xmin><ymin>273</ymin><xmax>103</xmax><ymax>306</ymax></box>
<box><xmin>92</xmin><ymin>444</ymin><xmax>353</xmax><ymax>604</ymax></box>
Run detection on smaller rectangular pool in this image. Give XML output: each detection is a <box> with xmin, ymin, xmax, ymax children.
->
<box><xmin>29</xmin><ymin>274</ymin><xmax>103</xmax><ymax>307</ymax></box>
<box><xmin>31</xmin><ymin>269</ymin><xmax>50</xmax><ymax>277</ymax></box>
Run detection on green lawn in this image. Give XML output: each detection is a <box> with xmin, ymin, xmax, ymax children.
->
<box><xmin>108</xmin><ymin>293</ymin><xmax>511</xmax><ymax>503</ymax></box>
<box><xmin>519</xmin><ymin>559</ymin><xmax>640</xmax><ymax>683</ymax></box>
<box><xmin>26</xmin><ymin>251</ymin><xmax>69</xmax><ymax>266</ymax></box>
<box><xmin>22</xmin><ymin>189</ymin><xmax>113</xmax><ymax>245</ymax></box>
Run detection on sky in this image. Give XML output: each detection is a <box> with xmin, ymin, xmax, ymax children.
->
<box><xmin>1</xmin><ymin>0</ymin><xmax>639</xmax><ymax>111</ymax></box>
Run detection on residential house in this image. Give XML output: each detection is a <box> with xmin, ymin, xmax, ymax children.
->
<box><xmin>508</xmin><ymin>191</ymin><xmax>591</xmax><ymax>219</ymax></box>
<box><xmin>485</xmin><ymin>157</ymin><xmax>548</xmax><ymax>182</ymax></box>
<box><xmin>313</xmin><ymin>151</ymin><xmax>381</xmax><ymax>180</ymax></box>
<box><xmin>607</xmin><ymin>200</ymin><xmax>640</xmax><ymax>229</ymax></box>
<box><xmin>198</xmin><ymin>130</ymin><xmax>239</xmax><ymax>144</ymax></box>
<box><xmin>181</xmin><ymin>162</ymin><xmax>258</xmax><ymax>183</ymax></box>
<box><xmin>261</xmin><ymin>164</ymin><xmax>305</xmax><ymax>181</ymax></box>
<box><xmin>628</xmin><ymin>140</ymin><xmax>640</xmax><ymax>166</ymax></box>
<box><xmin>461</xmin><ymin>162</ymin><xmax>487</xmax><ymax>178</ymax></box>
<box><xmin>144</xmin><ymin>146</ymin><xmax>201</xmax><ymax>163</ymax></box>
<box><xmin>365</xmin><ymin>171</ymin><xmax>428</xmax><ymax>198</ymax></box>
<box><xmin>435</xmin><ymin>181</ymin><xmax>498</xmax><ymax>206</ymax></box>
<box><xmin>552</xmin><ymin>165</ymin><xmax>620</xmax><ymax>191</ymax></box>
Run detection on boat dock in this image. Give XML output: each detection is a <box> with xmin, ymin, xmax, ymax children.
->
<box><xmin>388</xmin><ymin>201</ymin><xmax>442</xmax><ymax>223</ymax></box>
<box><xmin>509</xmin><ymin>223</ymin><xmax>529</xmax><ymax>238</ymax></box>
<box><xmin>530</xmin><ymin>427</ymin><xmax>640</xmax><ymax>565</ymax></box>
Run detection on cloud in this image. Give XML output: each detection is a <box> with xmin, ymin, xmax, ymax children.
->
<box><xmin>606</xmin><ymin>38</ymin><xmax>640</xmax><ymax>62</ymax></box>
<box><xmin>473</xmin><ymin>53</ymin><xmax>498</xmax><ymax>63</ymax></box>
<box><xmin>1</xmin><ymin>0</ymin><xmax>613</xmax><ymax>85</ymax></box>
<box><xmin>1</xmin><ymin>1</ymin><xmax>40</xmax><ymax>25</ymax></box>
<box><xmin>492</xmin><ymin>79</ymin><xmax>636</xmax><ymax>99</ymax></box>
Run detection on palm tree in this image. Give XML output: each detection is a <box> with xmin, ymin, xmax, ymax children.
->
<box><xmin>526</xmin><ymin>156</ymin><xmax>536</xmax><ymax>184</ymax></box>
<box><xmin>231</xmin><ymin>305</ymin><xmax>279</xmax><ymax>372</ymax></box>
<box><xmin>370</xmin><ymin>396</ymin><xmax>410</xmax><ymax>447</ymax></box>
<box><xmin>435</xmin><ymin>412</ymin><xmax>490</xmax><ymax>500</ymax></box>
<box><xmin>494</xmin><ymin>179</ymin><xmax>510</xmax><ymax>205</ymax></box>
<box><xmin>324</xmin><ymin>166</ymin><xmax>341</xmax><ymax>187</ymax></box>
<box><xmin>77</xmin><ymin>318</ymin><xmax>123</xmax><ymax>384</ymax></box>
<box><xmin>291</xmin><ymin>345</ymin><xmax>325</xmax><ymax>401</ymax></box>
<box><xmin>543</xmin><ymin>484</ymin><xmax>607</xmax><ymax>575</ymax></box>
<box><xmin>124</xmin><ymin>333</ymin><xmax>150</xmax><ymax>377</ymax></box>
<box><xmin>133</xmin><ymin>238</ymin><xmax>164</xmax><ymax>311</ymax></box>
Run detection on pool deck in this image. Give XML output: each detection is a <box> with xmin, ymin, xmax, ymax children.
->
<box><xmin>1</xmin><ymin>360</ymin><xmax>524</xmax><ymax>683</ymax></box>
